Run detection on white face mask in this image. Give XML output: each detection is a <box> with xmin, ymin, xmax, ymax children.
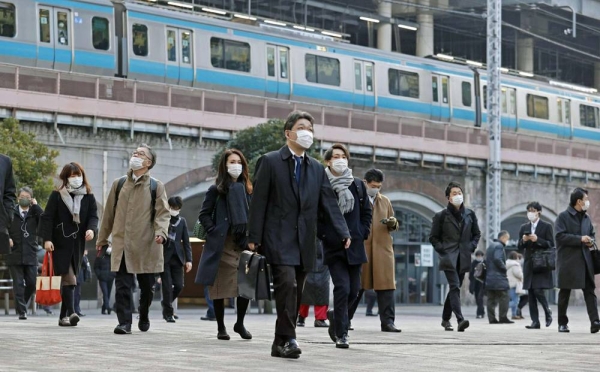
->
<box><xmin>527</xmin><ymin>212</ymin><xmax>538</xmax><ymax>222</ymax></box>
<box><xmin>170</xmin><ymin>209</ymin><xmax>180</xmax><ymax>217</ymax></box>
<box><xmin>68</xmin><ymin>176</ymin><xmax>83</xmax><ymax>189</ymax></box>
<box><xmin>583</xmin><ymin>200</ymin><xmax>590</xmax><ymax>211</ymax></box>
<box><xmin>366</xmin><ymin>187</ymin><xmax>379</xmax><ymax>198</ymax></box>
<box><xmin>227</xmin><ymin>164</ymin><xmax>243</xmax><ymax>179</ymax></box>
<box><xmin>291</xmin><ymin>130</ymin><xmax>314</xmax><ymax>149</ymax></box>
<box><xmin>451</xmin><ymin>194</ymin><xmax>463</xmax><ymax>207</ymax></box>
<box><xmin>330</xmin><ymin>158</ymin><xmax>348</xmax><ymax>174</ymax></box>
<box><xmin>129</xmin><ymin>156</ymin><xmax>145</xmax><ymax>171</ymax></box>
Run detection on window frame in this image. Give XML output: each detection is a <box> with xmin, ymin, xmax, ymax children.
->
<box><xmin>91</xmin><ymin>16</ymin><xmax>110</xmax><ymax>51</ymax></box>
<box><xmin>461</xmin><ymin>81</ymin><xmax>472</xmax><ymax>107</ymax></box>
<box><xmin>304</xmin><ymin>53</ymin><xmax>341</xmax><ymax>87</ymax></box>
<box><xmin>526</xmin><ymin>94</ymin><xmax>549</xmax><ymax>120</ymax></box>
<box><xmin>580</xmin><ymin>104</ymin><xmax>599</xmax><ymax>128</ymax></box>
<box><xmin>0</xmin><ymin>2</ymin><xmax>16</xmax><ymax>38</ymax></box>
<box><xmin>388</xmin><ymin>68</ymin><xmax>420</xmax><ymax>99</ymax></box>
<box><xmin>132</xmin><ymin>23</ymin><xmax>149</xmax><ymax>57</ymax></box>
<box><xmin>210</xmin><ymin>37</ymin><xmax>251</xmax><ymax>73</ymax></box>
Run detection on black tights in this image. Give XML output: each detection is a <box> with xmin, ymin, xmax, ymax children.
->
<box><xmin>213</xmin><ymin>297</ymin><xmax>250</xmax><ymax>331</ymax></box>
<box><xmin>59</xmin><ymin>285</ymin><xmax>76</xmax><ymax>319</ymax></box>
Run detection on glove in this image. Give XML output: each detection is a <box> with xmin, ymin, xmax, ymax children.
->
<box><xmin>385</xmin><ymin>216</ymin><xmax>398</xmax><ymax>228</ymax></box>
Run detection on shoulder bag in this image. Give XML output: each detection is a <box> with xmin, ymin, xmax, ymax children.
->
<box><xmin>35</xmin><ymin>252</ymin><xmax>62</xmax><ymax>306</ymax></box>
<box><xmin>193</xmin><ymin>195</ymin><xmax>220</xmax><ymax>240</ymax></box>
<box><xmin>591</xmin><ymin>242</ymin><xmax>600</xmax><ymax>275</ymax></box>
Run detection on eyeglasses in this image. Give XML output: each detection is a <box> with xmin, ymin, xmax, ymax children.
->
<box><xmin>132</xmin><ymin>151</ymin><xmax>151</xmax><ymax>160</ymax></box>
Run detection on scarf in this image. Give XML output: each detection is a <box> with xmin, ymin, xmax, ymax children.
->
<box><xmin>168</xmin><ymin>216</ymin><xmax>181</xmax><ymax>242</ymax></box>
<box><xmin>326</xmin><ymin>167</ymin><xmax>355</xmax><ymax>214</ymax></box>
<box><xmin>447</xmin><ymin>203</ymin><xmax>465</xmax><ymax>224</ymax></box>
<box><xmin>227</xmin><ymin>182</ymin><xmax>249</xmax><ymax>235</ymax></box>
<box><xmin>59</xmin><ymin>185</ymin><xmax>87</xmax><ymax>224</ymax></box>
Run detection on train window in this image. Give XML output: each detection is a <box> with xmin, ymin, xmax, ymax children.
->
<box><xmin>305</xmin><ymin>54</ymin><xmax>340</xmax><ymax>86</ymax></box>
<box><xmin>431</xmin><ymin>77</ymin><xmax>438</xmax><ymax>102</ymax></box>
<box><xmin>211</xmin><ymin>37</ymin><xmax>251</xmax><ymax>72</ymax></box>
<box><xmin>167</xmin><ymin>29</ymin><xmax>176</xmax><ymax>62</ymax></box>
<box><xmin>565</xmin><ymin>101</ymin><xmax>571</xmax><ymax>124</ymax></box>
<box><xmin>526</xmin><ymin>94</ymin><xmax>549</xmax><ymax>120</ymax></box>
<box><xmin>181</xmin><ymin>32</ymin><xmax>191</xmax><ymax>64</ymax></box>
<box><xmin>461</xmin><ymin>82</ymin><xmax>471</xmax><ymax>107</ymax></box>
<box><xmin>509</xmin><ymin>89</ymin><xmax>516</xmax><ymax>115</ymax></box>
<box><xmin>39</xmin><ymin>9</ymin><xmax>50</xmax><ymax>43</ymax></box>
<box><xmin>57</xmin><ymin>12</ymin><xmax>69</xmax><ymax>45</ymax></box>
<box><xmin>501</xmin><ymin>89</ymin><xmax>507</xmax><ymax>113</ymax></box>
<box><xmin>92</xmin><ymin>17</ymin><xmax>109</xmax><ymax>50</ymax></box>
<box><xmin>441</xmin><ymin>77</ymin><xmax>448</xmax><ymax>103</ymax></box>
<box><xmin>266</xmin><ymin>47</ymin><xmax>275</xmax><ymax>77</ymax></box>
<box><xmin>0</xmin><ymin>2</ymin><xmax>16</xmax><ymax>38</ymax></box>
<box><xmin>354</xmin><ymin>62</ymin><xmax>362</xmax><ymax>90</ymax></box>
<box><xmin>580</xmin><ymin>105</ymin><xmax>599</xmax><ymax>128</ymax></box>
<box><xmin>557</xmin><ymin>98</ymin><xmax>563</xmax><ymax>123</ymax></box>
<box><xmin>365</xmin><ymin>64</ymin><xmax>373</xmax><ymax>92</ymax></box>
<box><xmin>483</xmin><ymin>85</ymin><xmax>487</xmax><ymax>109</ymax></box>
<box><xmin>132</xmin><ymin>24</ymin><xmax>148</xmax><ymax>56</ymax></box>
<box><xmin>280</xmin><ymin>48</ymin><xmax>288</xmax><ymax>78</ymax></box>
<box><xmin>388</xmin><ymin>69</ymin><xmax>419</xmax><ymax>98</ymax></box>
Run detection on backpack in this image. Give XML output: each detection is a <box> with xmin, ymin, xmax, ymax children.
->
<box><xmin>474</xmin><ymin>261</ymin><xmax>486</xmax><ymax>283</ymax></box>
<box><xmin>114</xmin><ymin>175</ymin><xmax>158</xmax><ymax>223</ymax></box>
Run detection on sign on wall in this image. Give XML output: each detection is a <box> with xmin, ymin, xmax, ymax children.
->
<box><xmin>420</xmin><ymin>244</ymin><xmax>434</xmax><ymax>267</ymax></box>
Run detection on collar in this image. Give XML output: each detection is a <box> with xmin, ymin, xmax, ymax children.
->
<box><xmin>280</xmin><ymin>146</ymin><xmax>310</xmax><ymax>165</ymax></box>
<box><xmin>19</xmin><ymin>206</ymin><xmax>28</xmax><ymax>215</ymax></box>
<box><xmin>567</xmin><ymin>206</ymin><xmax>581</xmax><ymax>216</ymax></box>
<box><xmin>288</xmin><ymin>146</ymin><xmax>305</xmax><ymax>159</ymax></box>
<box><xmin>128</xmin><ymin>169</ymin><xmax>149</xmax><ymax>183</ymax></box>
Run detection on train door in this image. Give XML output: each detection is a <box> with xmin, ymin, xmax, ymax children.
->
<box><xmin>353</xmin><ymin>60</ymin><xmax>375</xmax><ymax>110</ymax></box>
<box><xmin>431</xmin><ymin>74</ymin><xmax>450</xmax><ymax>121</ymax></box>
<box><xmin>266</xmin><ymin>45</ymin><xmax>290</xmax><ymax>99</ymax></box>
<box><xmin>37</xmin><ymin>6</ymin><xmax>73</xmax><ymax>71</ymax></box>
<box><xmin>165</xmin><ymin>28</ymin><xmax>193</xmax><ymax>86</ymax></box>
<box><xmin>556</xmin><ymin>98</ymin><xmax>572</xmax><ymax>138</ymax></box>
<box><xmin>501</xmin><ymin>87</ymin><xmax>517</xmax><ymax>130</ymax></box>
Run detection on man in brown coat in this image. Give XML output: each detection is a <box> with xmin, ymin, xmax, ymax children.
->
<box><xmin>97</xmin><ymin>144</ymin><xmax>170</xmax><ymax>335</ymax></box>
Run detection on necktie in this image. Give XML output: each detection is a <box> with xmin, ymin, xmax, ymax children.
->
<box><xmin>22</xmin><ymin>211</ymin><xmax>27</xmax><ymax>219</ymax></box>
<box><xmin>294</xmin><ymin>155</ymin><xmax>302</xmax><ymax>186</ymax></box>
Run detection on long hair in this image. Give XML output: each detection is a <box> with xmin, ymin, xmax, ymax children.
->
<box><xmin>215</xmin><ymin>149</ymin><xmax>252</xmax><ymax>195</ymax></box>
<box><xmin>58</xmin><ymin>162</ymin><xmax>92</xmax><ymax>193</ymax></box>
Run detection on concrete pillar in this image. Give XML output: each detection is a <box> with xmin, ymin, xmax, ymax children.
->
<box><xmin>516</xmin><ymin>37</ymin><xmax>534</xmax><ymax>73</ymax></box>
<box><xmin>377</xmin><ymin>1</ymin><xmax>392</xmax><ymax>52</ymax></box>
<box><xmin>416</xmin><ymin>0</ymin><xmax>434</xmax><ymax>57</ymax></box>
<box><xmin>595</xmin><ymin>62</ymin><xmax>600</xmax><ymax>91</ymax></box>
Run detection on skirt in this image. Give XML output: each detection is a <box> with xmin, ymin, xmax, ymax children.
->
<box><xmin>208</xmin><ymin>234</ymin><xmax>241</xmax><ymax>300</ymax></box>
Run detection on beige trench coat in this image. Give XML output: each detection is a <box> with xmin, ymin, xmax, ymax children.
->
<box><xmin>97</xmin><ymin>170</ymin><xmax>170</xmax><ymax>274</ymax></box>
<box><xmin>361</xmin><ymin>193</ymin><xmax>399</xmax><ymax>290</ymax></box>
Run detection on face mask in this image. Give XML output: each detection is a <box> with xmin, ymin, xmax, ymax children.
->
<box><xmin>583</xmin><ymin>200</ymin><xmax>590</xmax><ymax>211</ymax></box>
<box><xmin>170</xmin><ymin>210</ymin><xmax>180</xmax><ymax>217</ymax></box>
<box><xmin>291</xmin><ymin>130</ymin><xmax>314</xmax><ymax>149</ymax></box>
<box><xmin>366</xmin><ymin>187</ymin><xmax>379</xmax><ymax>198</ymax></box>
<box><xmin>68</xmin><ymin>176</ymin><xmax>83</xmax><ymax>189</ymax></box>
<box><xmin>330</xmin><ymin>159</ymin><xmax>348</xmax><ymax>174</ymax></box>
<box><xmin>227</xmin><ymin>164</ymin><xmax>243</xmax><ymax>179</ymax></box>
<box><xmin>527</xmin><ymin>212</ymin><xmax>537</xmax><ymax>222</ymax></box>
<box><xmin>451</xmin><ymin>194</ymin><xmax>463</xmax><ymax>207</ymax></box>
<box><xmin>129</xmin><ymin>156</ymin><xmax>145</xmax><ymax>171</ymax></box>
<box><xmin>18</xmin><ymin>199</ymin><xmax>31</xmax><ymax>208</ymax></box>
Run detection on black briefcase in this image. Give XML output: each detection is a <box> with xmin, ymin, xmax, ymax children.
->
<box><xmin>532</xmin><ymin>249</ymin><xmax>556</xmax><ymax>273</ymax></box>
<box><xmin>591</xmin><ymin>243</ymin><xmax>600</xmax><ymax>275</ymax></box>
<box><xmin>238</xmin><ymin>250</ymin><xmax>272</xmax><ymax>301</ymax></box>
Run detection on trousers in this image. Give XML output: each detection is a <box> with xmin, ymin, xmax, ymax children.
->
<box><xmin>442</xmin><ymin>269</ymin><xmax>465</xmax><ymax>322</ymax></box>
<box><xmin>160</xmin><ymin>255</ymin><xmax>184</xmax><ymax>317</ymax></box>
<box><xmin>528</xmin><ymin>289</ymin><xmax>550</xmax><ymax>323</ymax></box>
<box><xmin>115</xmin><ymin>254</ymin><xmax>156</xmax><ymax>326</ymax></box>
<box><xmin>99</xmin><ymin>279</ymin><xmax>114</xmax><ymax>311</ymax></box>
<box><xmin>8</xmin><ymin>265</ymin><xmax>37</xmax><ymax>315</ymax></box>
<box><xmin>558</xmin><ymin>274</ymin><xmax>599</xmax><ymax>326</ymax></box>
<box><xmin>329</xmin><ymin>260</ymin><xmax>361</xmax><ymax>338</ymax></box>
<box><xmin>298</xmin><ymin>304</ymin><xmax>328</xmax><ymax>320</ymax></box>
<box><xmin>271</xmin><ymin>265</ymin><xmax>307</xmax><ymax>345</ymax></box>
<box><xmin>487</xmin><ymin>289</ymin><xmax>509</xmax><ymax>321</ymax></box>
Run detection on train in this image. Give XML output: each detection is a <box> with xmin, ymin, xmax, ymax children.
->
<box><xmin>2</xmin><ymin>0</ymin><xmax>600</xmax><ymax>142</ymax></box>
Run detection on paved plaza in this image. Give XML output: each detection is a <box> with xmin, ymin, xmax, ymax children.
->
<box><xmin>2</xmin><ymin>305</ymin><xmax>600</xmax><ymax>371</ymax></box>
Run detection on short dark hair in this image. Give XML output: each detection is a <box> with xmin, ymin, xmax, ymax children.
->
<box><xmin>139</xmin><ymin>143</ymin><xmax>157</xmax><ymax>169</ymax></box>
<box><xmin>364</xmin><ymin>169</ymin><xmax>384</xmax><ymax>183</ymax></box>
<box><xmin>445</xmin><ymin>181</ymin><xmax>463</xmax><ymax>198</ymax></box>
<box><xmin>168</xmin><ymin>196</ymin><xmax>183</xmax><ymax>209</ymax></box>
<box><xmin>498</xmin><ymin>230</ymin><xmax>509</xmax><ymax>240</ymax></box>
<box><xmin>18</xmin><ymin>187</ymin><xmax>33</xmax><ymax>198</ymax></box>
<box><xmin>475</xmin><ymin>250</ymin><xmax>484</xmax><ymax>257</ymax></box>
<box><xmin>324</xmin><ymin>143</ymin><xmax>350</xmax><ymax>161</ymax></box>
<box><xmin>509</xmin><ymin>251</ymin><xmax>519</xmax><ymax>260</ymax></box>
<box><xmin>283</xmin><ymin>110</ymin><xmax>314</xmax><ymax>132</ymax></box>
<box><xmin>526</xmin><ymin>201</ymin><xmax>542</xmax><ymax>212</ymax></box>
<box><xmin>570</xmin><ymin>187</ymin><xmax>588</xmax><ymax>207</ymax></box>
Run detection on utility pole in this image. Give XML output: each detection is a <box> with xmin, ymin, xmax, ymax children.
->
<box><xmin>486</xmin><ymin>0</ymin><xmax>502</xmax><ymax>244</ymax></box>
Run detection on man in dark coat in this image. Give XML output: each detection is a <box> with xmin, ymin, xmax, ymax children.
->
<box><xmin>248</xmin><ymin>110</ymin><xmax>350</xmax><ymax>359</ymax></box>
<box><xmin>0</xmin><ymin>154</ymin><xmax>16</xmax><ymax>254</ymax></box>
<box><xmin>555</xmin><ymin>187</ymin><xmax>600</xmax><ymax>333</ymax></box>
<box><xmin>517</xmin><ymin>201</ymin><xmax>554</xmax><ymax>329</ymax></box>
<box><xmin>429</xmin><ymin>181</ymin><xmax>481</xmax><ymax>332</ymax></box>
<box><xmin>485</xmin><ymin>231</ymin><xmax>514</xmax><ymax>324</ymax></box>
<box><xmin>7</xmin><ymin>187</ymin><xmax>42</xmax><ymax>319</ymax></box>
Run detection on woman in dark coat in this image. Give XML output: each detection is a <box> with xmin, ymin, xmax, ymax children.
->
<box><xmin>319</xmin><ymin>143</ymin><xmax>372</xmax><ymax>348</ymax></box>
<box><xmin>94</xmin><ymin>243</ymin><xmax>116</xmax><ymax>315</ymax></box>
<box><xmin>195</xmin><ymin>149</ymin><xmax>252</xmax><ymax>341</ymax></box>
<box><xmin>40</xmin><ymin>162</ymin><xmax>98</xmax><ymax>327</ymax></box>
<box><xmin>298</xmin><ymin>239</ymin><xmax>330</xmax><ymax>327</ymax></box>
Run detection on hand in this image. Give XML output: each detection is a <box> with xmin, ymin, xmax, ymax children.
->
<box><xmin>522</xmin><ymin>235</ymin><xmax>529</xmax><ymax>242</ymax></box>
<box><xmin>44</xmin><ymin>241</ymin><xmax>54</xmax><ymax>252</ymax></box>
<box><xmin>385</xmin><ymin>216</ymin><xmax>397</xmax><ymax>228</ymax></box>
<box><xmin>185</xmin><ymin>262</ymin><xmax>192</xmax><ymax>273</ymax></box>
<box><xmin>155</xmin><ymin>236</ymin><xmax>165</xmax><ymax>244</ymax></box>
<box><xmin>248</xmin><ymin>242</ymin><xmax>256</xmax><ymax>251</ymax></box>
<box><xmin>96</xmin><ymin>245</ymin><xmax>102</xmax><ymax>252</ymax></box>
<box><xmin>529</xmin><ymin>234</ymin><xmax>538</xmax><ymax>243</ymax></box>
<box><xmin>582</xmin><ymin>235</ymin><xmax>592</xmax><ymax>244</ymax></box>
<box><xmin>157</xmin><ymin>277</ymin><xmax>162</xmax><ymax>285</ymax></box>
<box><xmin>9</xmin><ymin>239</ymin><xmax>12</xmax><ymax>248</ymax></box>
<box><xmin>31</xmin><ymin>198</ymin><xmax>37</xmax><ymax>206</ymax></box>
<box><xmin>343</xmin><ymin>238</ymin><xmax>351</xmax><ymax>249</ymax></box>
<box><xmin>85</xmin><ymin>230</ymin><xmax>94</xmax><ymax>241</ymax></box>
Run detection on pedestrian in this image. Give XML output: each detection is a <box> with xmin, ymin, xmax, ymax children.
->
<box><xmin>94</xmin><ymin>243</ymin><xmax>115</xmax><ymax>315</ymax></box>
<box><xmin>7</xmin><ymin>187</ymin><xmax>42</xmax><ymax>319</ymax></box>
<box><xmin>429</xmin><ymin>181</ymin><xmax>481</xmax><ymax>332</ymax></box>
<box><xmin>96</xmin><ymin>144</ymin><xmax>170</xmax><ymax>335</ymax></box>
<box><xmin>247</xmin><ymin>110</ymin><xmax>350</xmax><ymax>359</ymax></box>
<box><xmin>468</xmin><ymin>250</ymin><xmax>485</xmax><ymax>319</ymax></box>
<box><xmin>40</xmin><ymin>162</ymin><xmax>99</xmax><ymax>327</ymax></box>
<box><xmin>515</xmin><ymin>253</ymin><xmax>529</xmax><ymax>320</ymax></box>
<box><xmin>517</xmin><ymin>202</ymin><xmax>554</xmax><ymax>328</ymax></box>
<box><xmin>554</xmin><ymin>188</ymin><xmax>600</xmax><ymax>333</ymax></box>
<box><xmin>200</xmin><ymin>287</ymin><xmax>216</xmax><ymax>321</ymax></box>
<box><xmin>348</xmin><ymin>168</ymin><xmax>400</xmax><ymax>333</ymax></box>
<box><xmin>161</xmin><ymin>196</ymin><xmax>192</xmax><ymax>323</ymax></box>
<box><xmin>74</xmin><ymin>250</ymin><xmax>91</xmax><ymax>317</ymax></box>
<box><xmin>195</xmin><ymin>149</ymin><xmax>253</xmax><ymax>340</ymax></box>
<box><xmin>485</xmin><ymin>231</ymin><xmax>514</xmax><ymax>324</ymax></box>
<box><xmin>506</xmin><ymin>251</ymin><xmax>524</xmax><ymax>320</ymax></box>
<box><xmin>0</xmin><ymin>153</ymin><xmax>16</xmax><ymax>255</ymax></box>
<box><xmin>298</xmin><ymin>239</ymin><xmax>330</xmax><ymax>328</ymax></box>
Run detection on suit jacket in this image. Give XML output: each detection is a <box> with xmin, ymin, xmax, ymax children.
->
<box><xmin>6</xmin><ymin>204</ymin><xmax>43</xmax><ymax>266</ymax></box>
<box><xmin>0</xmin><ymin>154</ymin><xmax>16</xmax><ymax>254</ymax></box>
<box><xmin>164</xmin><ymin>216</ymin><xmax>192</xmax><ymax>266</ymax></box>
<box><xmin>248</xmin><ymin>146</ymin><xmax>349</xmax><ymax>272</ymax></box>
<box><xmin>517</xmin><ymin>219</ymin><xmax>554</xmax><ymax>290</ymax></box>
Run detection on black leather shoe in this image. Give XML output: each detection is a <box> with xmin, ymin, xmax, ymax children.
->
<box><xmin>201</xmin><ymin>316</ymin><xmax>216</xmax><ymax>321</ymax></box>
<box><xmin>526</xmin><ymin>322</ymin><xmax>541</xmax><ymax>329</ymax></box>
<box><xmin>558</xmin><ymin>325</ymin><xmax>570</xmax><ymax>333</ymax></box>
<box><xmin>173</xmin><ymin>314</ymin><xmax>179</xmax><ymax>320</ymax></box>
<box><xmin>327</xmin><ymin>309</ymin><xmax>335</xmax><ymax>342</ymax></box>
<box><xmin>76</xmin><ymin>312</ymin><xmax>86</xmax><ymax>317</ymax></box>
<box><xmin>591</xmin><ymin>320</ymin><xmax>600</xmax><ymax>334</ymax></box>
<box><xmin>101</xmin><ymin>308</ymin><xmax>107</xmax><ymax>315</ymax></box>
<box><xmin>489</xmin><ymin>318</ymin><xmax>499</xmax><ymax>324</ymax></box>
<box><xmin>18</xmin><ymin>313</ymin><xmax>27</xmax><ymax>320</ymax></box>
<box><xmin>234</xmin><ymin>323</ymin><xmax>252</xmax><ymax>339</ymax></box>
<box><xmin>457</xmin><ymin>319</ymin><xmax>470</xmax><ymax>332</ymax></box>
<box><xmin>164</xmin><ymin>316</ymin><xmax>176</xmax><ymax>323</ymax></box>
<box><xmin>366</xmin><ymin>312</ymin><xmax>377</xmax><ymax>317</ymax></box>
<box><xmin>273</xmin><ymin>340</ymin><xmax>301</xmax><ymax>359</ymax></box>
<box><xmin>381</xmin><ymin>323</ymin><xmax>402</xmax><ymax>332</ymax></box>
<box><xmin>297</xmin><ymin>316</ymin><xmax>305</xmax><ymax>327</ymax></box>
<box><xmin>314</xmin><ymin>319</ymin><xmax>329</xmax><ymax>327</ymax></box>
<box><xmin>217</xmin><ymin>329</ymin><xmax>230</xmax><ymax>340</ymax></box>
<box><xmin>114</xmin><ymin>324</ymin><xmax>132</xmax><ymax>334</ymax></box>
<box><xmin>441</xmin><ymin>320</ymin><xmax>453</xmax><ymax>331</ymax></box>
<box><xmin>546</xmin><ymin>310</ymin><xmax>553</xmax><ymax>328</ymax></box>
<box><xmin>138</xmin><ymin>319</ymin><xmax>150</xmax><ymax>332</ymax></box>
<box><xmin>335</xmin><ymin>334</ymin><xmax>349</xmax><ymax>349</ymax></box>
<box><xmin>499</xmin><ymin>318</ymin><xmax>515</xmax><ymax>324</ymax></box>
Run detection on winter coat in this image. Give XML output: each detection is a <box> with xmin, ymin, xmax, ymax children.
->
<box><xmin>517</xmin><ymin>219</ymin><xmax>555</xmax><ymax>290</ymax></box>
<box><xmin>429</xmin><ymin>204</ymin><xmax>481</xmax><ymax>274</ymax></box>
<box><xmin>97</xmin><ymin>170</ymin><xmax>170</xmax><ymax>274</ymax></box>
<box><xmin>301</xmin><ymin>240</ymin><xmax>330</xmax><ymax>306</ymax></box>
<box><xmin>506</xmin><ymin>259</ymin><xmax>523</xmax><ymax>289</ymax></box>
<box><xmin>555</xmin><ymin>206</ymin><xmax>595</xmax><ymax>290</ymax></box>
<box><xmin>361</xmin><ymin>193</ymin><xmax>399</xmax><ymax>290</ymax></box>
<box><xmin>6</xmin><ymin>204</ymin><xmax>43</xmax><ymax>266</ymax></box>
<box><xmin>0</xmin><ymin>154</ymin><xmax>16</xmax><ymax>255</ymax></box>
<box><xmin>39</xmin><ymin>191</ymin><xmax>99</xmax><ymax>276</ymax></box>
<box><xmin>485</xmin><ymin>240</ymin><xmax>509</xmax><ymax>291</ymax></box>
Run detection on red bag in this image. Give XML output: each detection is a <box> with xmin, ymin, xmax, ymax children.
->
<box><xmin>35</xmin><ymin>252</ymin><xmax>62</xmax><ymax>306</ymax></box>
